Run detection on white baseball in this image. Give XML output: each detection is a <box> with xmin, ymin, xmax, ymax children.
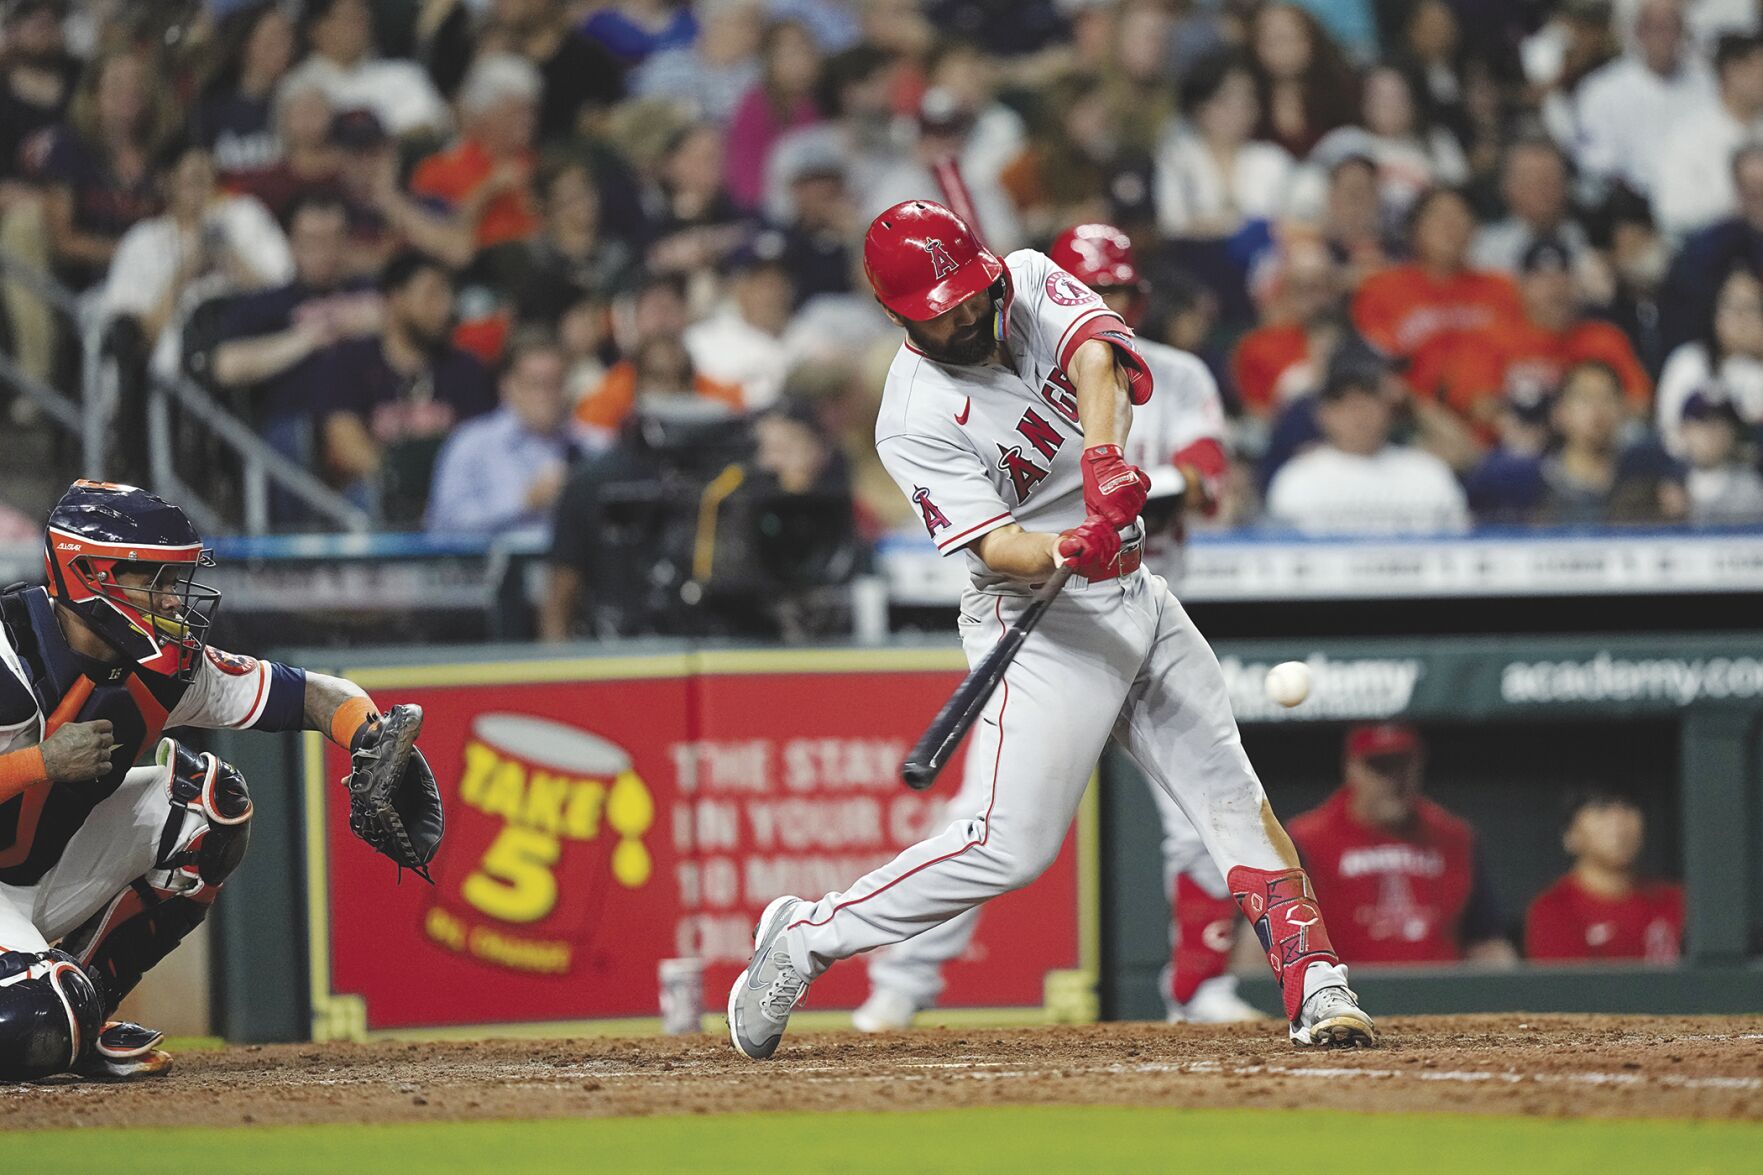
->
<box><xmin>1264</xmin><ymin>660</ymin><xmax>1312</xmax><ymax>708</ymax></box>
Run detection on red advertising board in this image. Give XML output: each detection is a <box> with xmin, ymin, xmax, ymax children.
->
<box><xmin>306</xmin><ymin>650</ymin><xmax>1094</xmax><ymax>1037</ymax></box>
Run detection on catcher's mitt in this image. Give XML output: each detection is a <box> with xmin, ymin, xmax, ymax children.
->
<box><xmin>343</xmin><ymin>703</ymin><xmax>444</xmax><ymax>880</ymax></box>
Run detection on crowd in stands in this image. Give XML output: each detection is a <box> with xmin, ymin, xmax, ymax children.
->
<box><xmin>7</xmin><ymin>0</ymin><xmax>1763</xmax><ymax>593</ymax></box>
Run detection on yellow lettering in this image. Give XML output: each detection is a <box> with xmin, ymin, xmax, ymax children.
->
<box><xmin>565</xmin><ymin>780</ymin><xmax>605</xmax><ymax>839</ymax></box>
<box><xmin>522</xmin><ymin>771</ymin><xmax>571</xmax><ymax>836</ymax></box>
<box><xmin>461</xmin><ymin>826</ymin><xmax>561</xmax><ymax>923</ymax></box>
<box><xmin>457</xmin><ymin>741</ymin><xmax>499</xmax><ymax>806</ymax></box>
<box><xmin>480</xmin><ymin>760</ymin><xmax>526</xmax><ymax>820</ymax></box>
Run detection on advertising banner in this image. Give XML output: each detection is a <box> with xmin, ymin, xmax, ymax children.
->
<box><xmin>306</xmin><ymin>651</ymin><xmax>1093</xmax><ymax>1038</ymax></box>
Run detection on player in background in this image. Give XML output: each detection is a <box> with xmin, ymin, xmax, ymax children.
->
<box><xmin>848</xmin><ymin>223</ymin><xmax>1261</xmax><ymax>1032</ymax></box>
<box><xmin>0</xmin><ymin>481</ymin><xmax>439</xmax><ymax>1081</ymax></box>
<box><xmin>1525</xmin><ymin>791</ymin><xmax>1682</xmax><ymax>963</ymax></box>
<box><xmin>728</xmin><ymin>200</ymin><xmax>1374</xmax><ymax>1060</ymax></box>
<box><xmin>1288</xmin><ymin>724</ymin><xmax>1518</xmax><ymax>965</ymax></box>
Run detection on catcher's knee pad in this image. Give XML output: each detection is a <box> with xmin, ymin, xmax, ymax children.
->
<box><xmin>0</xmin><ymin>949</ymin><xmax>104</xmax><ymax>1080</ymax></box>
<box><xmin>57</xmin><ymin>742</ymin><xmax>252</xmax><ymax>1015</ymax></box>
<box><xmin>150</xmin><ymin>738</ymin><xmax>253</xmax><ymax>896</ymax></box>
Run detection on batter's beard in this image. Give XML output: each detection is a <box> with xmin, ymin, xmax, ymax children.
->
<box><xmin>904</xmin><ymin>307</ymin><xmax>997</xmax><ymax>366</ymax></box>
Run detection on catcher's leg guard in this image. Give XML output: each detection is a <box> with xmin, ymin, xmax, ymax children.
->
<box><xmin>1227</xmin><ymin>865</ymin><xmax>1342</xmax><ymax>1022</ymax></box>
<box><xmin>1170</xmin><ymin>873</ymin><xmax>1239</xmax><ymax>1005</ymax></box>
<box><xmin>0</xmin><ymin>948</ymin><xmax>105</xmax><ymax>1080</ymax></box>
<box><xmin>59</xmin><ymin>740</ymin><xmax>252</xmax><ymax>1015</ymax></box>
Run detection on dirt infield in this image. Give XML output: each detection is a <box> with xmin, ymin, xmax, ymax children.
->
<box><xmin>4</xmin><ymin>1015</ymin><xmax>1760</xmax><ymax>1130</ymax></box>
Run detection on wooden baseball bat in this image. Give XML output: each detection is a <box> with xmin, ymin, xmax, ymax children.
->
<box><xmin>900</xmin><ymin>566</ymin><xmax>1072</xmax><ymax>791</ymax></box>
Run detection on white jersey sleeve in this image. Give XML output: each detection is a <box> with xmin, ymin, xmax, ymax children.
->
<box><xmin>1005</xmin><ymin>249</ymin><xmax>1154</xmax><ymax>404</ymax></box>
<box><xmin>878</xmin><ymin>431</ymin><xmax>1017</xmax><ymax>555</ymax></box>
<box><xmin>165</xmin><ymin>647</ymin><xmax>307</xmax><ymax>732</ymax></box>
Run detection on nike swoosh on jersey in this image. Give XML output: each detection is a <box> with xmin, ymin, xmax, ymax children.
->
<box><xmin>954</xmin><ymin>398</ymin><xmax>971</xmax><ymax>425</ymax></box>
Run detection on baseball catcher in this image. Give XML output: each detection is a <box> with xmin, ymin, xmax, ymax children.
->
<box><xmin>0</xmin><ymin>480</ymin><xmax>443</xmax><ymax>1081</ymax></box>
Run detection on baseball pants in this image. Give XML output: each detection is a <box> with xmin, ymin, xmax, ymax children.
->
<box><xmin>0</xmin><ymin>759</ymin><xmax>177</xmax><ymax>953</ymax></box>
<box><xmin>782</xmin><ymin>567</ymin><xmax>1297</xmax><ymax>977</ymax></box>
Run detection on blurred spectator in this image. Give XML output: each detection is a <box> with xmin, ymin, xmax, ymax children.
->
<box><xmin>764</xmin><ymin>44</ymin><xmax>905</xmax><ymax>225</ymax></box>
<box><xmin>28</xmin><ymin>47</ymin><xmax>170</xmax><ymax>290</ymax></box>
<box><xmin>1288</xmin><ymin>723</ymin><xmax>1518</xmax><ymax>965</ymax></box>
<box><xmin>1000</xmin><ymin>70</ymin><xmax>1120</xmax><ymax>242</ymax></box>
<box><xmin>1471</xmin><ymin>139</ymin><xmax>1591</xmax><ymax>275</ymax></box>
<box><xmin>426</xmin><ymin>328</ymin><xmax>578</xmax><ymax>535</ymax></box>
<box><xmin>724</xmin><ymin>18</ymin><xmax>822</xmax><ymax>211</ymax></box>
<box><xmin>318</xmin><ymin>251</ymin><xmax>496</xmax><ymax>525</ymax></box>
<box><xmin>227</xmin><ymin>78</ymin><xmax>339</xmax><ymax>224</ymax></box>
<box><xmin>210</xmin><ymin>193</ymin><xmax>382</xmax><ymax>474</ymax></box>
<box><xmin>409</xmin><ymin>54</ymin><xmax>542</xmax><ymax>257</ymax></box>
<box><xmin>1394</xmin><ymin>0</ymin><xmax>1472</xmax><ymax>151</ymax></box>
<box><xmin>1595</xmin><ymin>183</ymin><xmax>1673</xmax><ymax>375</ymax></box>
<box><xmin>1676</xmin><ymin>388</ymin><xmax>1763</xmax><ymax>523</ymax></box>
<box><xmin>1354</xmin><ymin>186</ymin><xmax>1520</xmax><ymax>358</ymax></box>
<box><xmin>1654</xmin><ymin>30</ymin><xmax>1763</xmax><ymax>239</ymax></box>
<box><xmin>558</xmin><ymin>291</ymin><xmax>611</xmax><ymax>404</ymax></box>
<box><xmin>472</xmin><ymin>0</ymin><xmax>628</xmax><ymax>143</ymax></box>
<box><xmin>575</xmin><ymin>276</ymin><xmax>743</xmax><ymax>434</ymax></box>
<box><xmin>578</xmin><ymin>0</ymin><xmax>699</xmax><ymax>66</ymax></box>
<box><xmin>0</xmin><ymin>0</ymin><xmax>78</xmax><ymax>390</ymax></box>
<box><xmin>1411</xmin><ymin>238</ymin><xmax>1652</xmax><ymax>430</ymax></box>
<box><xmin>633</xmin><ymin>0</ymin><xmax>763</xmax><ymax>124</ymax></box>
<box><xmin>1463</xmin><ymin>384</ymin><xmax>1557</xmax><ymax>519</ymax></box>
<box><xmin>99</xmin><ymin>135</ymin><xmax>292</xmax><ymax>383</ymax></box>
<box><xmin>1525</xmin><ymin>791</ymin><xmax>1683</xmax><ymax>963</ymax></box>
<box><xmin>0</xmin><ymin>0</ymin><xmax>77</xmax><ymax>194</ymax></box>
<box><xmin>1660</xmin><ymin>145</ymin><xmax>1763</xmax><ymax>354</ymax></box>
<box><xmin>1311</xmin><ymin>62</ymin><xmax>1469</xmax><ymax>219</ymax></box>
<box><xmin>644</xmin><ymin>122</ymin><xmax>748</xmax><ymax>276</ymax></box>
<box><xmin>774</xmin><ymin>139</ymin><xmax>854</xmax><ymax>304</ymax></box>
<box><xmin>1233</xmin><ymin>236</ymin><xmax>1348</xmax><ymax>417</ymax></box>
<box><xmin>1264</xmin><ymin>364</ymin><xmax>1469</xmax><ymax>534</ymax></box>
<box><xmin>191</xmin><ymin>2</ymin><xmax>296</xmax><ymax>180</ymax></box>
<box><xmin>870</xmin><ymin>53</ymin><xmax>1029</xmax><ymax>252</ymax></box>
<box><xmin>684</xmin><ymin>233</ymin><xmax>793</xmax><ymax>409</ymax></box>
<box><xmin>1248</xmin><ymin>3</ymin><xmax>1360</xmax><ymax>157</ymax></box>
<box><xmin>1571</xmin><ymin>0</ymin><xmax>1714</xmax><ymax>196</ymax></box>
<box><xmin>1526</xmin><ymin>0</ymin><xmax>1622</xmax><ymax>153</ymax></box>
<box><xmin>1318</xmin><ymin>151</ymin><xmax>1397</xmax><ymax>285</ymax></box>
<box><xmin>1468</xmin><ymin>360</ymin><xmax>1685</xmax><ymax>524</ymax></box>
<box><xmin>328</xmin><ymin>109</ymin><xmax>474</xmax><ymax>274</ymax></box>
<box><xmin>281</xmin><ymin>0</ymin><xmax>450</xmax><ymax>139</ymax></box>
<box><xmin>1657</xmin><ymin>264</ymin><xmax>1763</xmax><ymax>454</ymax></box>
<box><xmin>516</xmin><ymin>159</ymin><xmax>633</xmax><ymax>326</ymax></box>
<box><xmin>1153</xmin><ymin>51</ymin><xmax>1296</xmax><ymax>240</ymax></box>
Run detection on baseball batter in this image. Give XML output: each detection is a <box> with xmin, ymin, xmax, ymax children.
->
<box><xmin>0</xmin><ymin>481</ymin><xmax>442</xmax><ymax>1081</ymax></box>
<box><xmin>851</xmin><ymin>223</ymin><xmax>1259</xmax><ymax>1031</ymax></box>
<box><xmin>728</xmin><ymin>201</ymin><xmax>1375</xmax><ymax>1058</ymax></box>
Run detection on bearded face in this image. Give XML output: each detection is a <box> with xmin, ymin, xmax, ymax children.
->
<box><xmin>900</xmin><ymin>285</ymin><xmax>999</xmax><ymax>365</ymax></box>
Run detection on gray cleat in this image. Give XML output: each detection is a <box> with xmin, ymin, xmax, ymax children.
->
<box><xmin>1289</xmin><ymin>979</ymin><xmax>1377</xmax><ymax>1048</ymax></box>
<box><xmin>727</xmin><ymin>895</ymin><xmax>811</xmax><ymax>1060</ymax></box>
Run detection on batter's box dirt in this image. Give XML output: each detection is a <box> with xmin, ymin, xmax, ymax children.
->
<box><xmin>3</xmin><ymin>1015</ymin><xmax>1760</xmax><ymax>1130</ymax></box>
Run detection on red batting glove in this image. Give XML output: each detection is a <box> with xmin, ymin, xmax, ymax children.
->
<box><xmin>1056</xmin><ymin>515</ymin><xmax>1122</xmax><ymax>580</ymax></box>
<box><xmin>1081</xmin><ymin>445</ymin><xmax>1151</xmax><ymax>528</ymax></box>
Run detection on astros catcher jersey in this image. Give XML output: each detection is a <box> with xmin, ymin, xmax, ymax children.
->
<box><xmin>876</xmin><ymin>248</ymin><xmax>1153</xmax><ymax>590</ymax></box>
<box><xmin>0</xmin><ymin>586</ymin><xmax>305</xmax><ymax>885</ymax></box>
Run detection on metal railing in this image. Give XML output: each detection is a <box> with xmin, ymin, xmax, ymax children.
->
<box><xmin>0</xmin><ymin>247</ymin><xmax>369</xmax><ymax>532</ymax></box>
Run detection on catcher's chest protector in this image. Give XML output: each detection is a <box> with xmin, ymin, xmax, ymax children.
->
<box><xmin>0</xmin><ymin>587</ymin><xmax>189</xmax><ymax>886</ymax></box>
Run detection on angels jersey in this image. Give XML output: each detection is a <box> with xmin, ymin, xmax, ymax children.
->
<box><xmin>1122</xmin><ymin>338</ymin><xmax>1228</xmax><ymax>577</ymax></box>
<box><xmin>876</xmin><ymin>249</ymin><xmax>1153</xmax><ymax>589</ymax></box>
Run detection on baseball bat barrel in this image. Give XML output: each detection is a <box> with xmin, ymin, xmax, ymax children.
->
<box><xmin>900</xmin><ymin>566</ymin><xmax>1072</xmax><ymax>790</ymax></box>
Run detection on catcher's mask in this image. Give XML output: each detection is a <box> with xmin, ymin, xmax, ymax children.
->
<box><xmin>43</xmin><ymin>480</ymin><xmax>220</xmax><ymax>682</ymax></box>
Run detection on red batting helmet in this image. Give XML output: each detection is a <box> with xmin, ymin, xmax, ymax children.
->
<box><xmin>863</xmin><ymin>200</ymin><xmax>1004</xmax><ymax>321</ymax></box>
<box><xmin>1050</xmin><ymin>223</ymin><xmax>1143</xmax><ymax>290</ymax></box>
